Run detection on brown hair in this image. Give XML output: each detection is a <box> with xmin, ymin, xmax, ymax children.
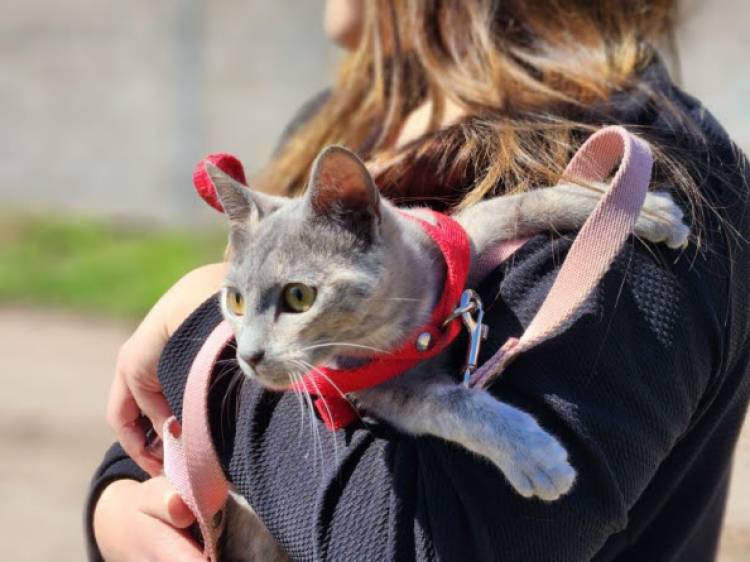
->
<box><xmin>260</xmin><ymin>0</ymin><xmax>705</xmax><ymax>219</ymax></box>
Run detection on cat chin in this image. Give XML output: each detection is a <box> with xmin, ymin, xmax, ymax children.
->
<box><xmin>256</xmin><ymin>380</ymin><xmax>291</xmax><ymax>392</ymax></box>
<box><xmin>236</xmin><ymin>364</ymin><xmax>295</xmax><ymax>392</ymax></box>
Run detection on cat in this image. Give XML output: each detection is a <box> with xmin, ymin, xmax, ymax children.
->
<box><xmin>208</xmin><ymin>145</ymin><xmax>688</xmax><ymax>561</ymax></box>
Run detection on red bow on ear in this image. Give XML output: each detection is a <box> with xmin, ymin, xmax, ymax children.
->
<box><xmin>192</xmin><ymin>153</ymin><xmax>247</xmax><ymax>213</ymax></box>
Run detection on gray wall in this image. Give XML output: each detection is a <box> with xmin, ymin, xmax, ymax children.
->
<box><xmin>677</xmin><ymin>0</ymin><xmax>750</xmax><ymax>149</ymax></box>
<box><xmin>1</xmin><ymin>0</ymin><xmax>338</xmax><ymax>225</ymax></box>
<box><xmin>1</xmin><ymin>0</ymin><xmax>747</xmax><ymax>226</ymax></box>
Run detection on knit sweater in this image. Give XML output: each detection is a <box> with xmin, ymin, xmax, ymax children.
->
<box><xmin>85</xmin><ymin>60</ymin><xmax>750</xmax><ymax>561</ymax></box>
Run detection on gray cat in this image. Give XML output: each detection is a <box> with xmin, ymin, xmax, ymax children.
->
<box><xmin>209</xmin><ymin>146</ymin><xmax>688</xmax><ymax>561</ymax></box>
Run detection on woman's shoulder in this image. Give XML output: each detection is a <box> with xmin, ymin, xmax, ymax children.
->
<box><xmin>588</xmin><ymin>56</ymin><xmax>750</xmax><ymax>367</ymax></box>
<box><xmin>476</xmin><ymin>228</ymin><xmax>728</xmax><ymax>396</ymax></box>
<box><xmin>597</xmin><ymin>56</ymin><xmax>747</xmax><ymax>190</ymax></box>
<box><xmin>605</xmin><ymin>57</ymin><xmax>736</xmax><ymax>144</ymax></box>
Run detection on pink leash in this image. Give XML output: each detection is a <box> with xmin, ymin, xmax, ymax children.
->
<box><xmin>163</xmin><ymin>125</ymin><xmax>652</xmax><ymax>560</ymax></box>
<box><xmin>163</xmin><ymin>321</ymin><xmax>235</xmax><ymax>562</ymax></box>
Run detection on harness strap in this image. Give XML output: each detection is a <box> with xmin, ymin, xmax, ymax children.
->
<box><xmin>469</xmin><ymin>125</ymin><xmax>652</xmax><ymax>389</ymax></box>
<box><xmin>163</xmin><ymin>321</ymin><xmax>234</xmax><ymax>562</ymax></box>
<box><xmin>294</xmin><ymin>209</ymin><xmax>471</xmax><ymax>431</ymax></box>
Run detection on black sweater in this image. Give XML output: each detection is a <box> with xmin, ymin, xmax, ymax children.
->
<box><xmin>86</xmin><ymin>62</ymin><xmax>750</xmax><ymax>561</ymax></box>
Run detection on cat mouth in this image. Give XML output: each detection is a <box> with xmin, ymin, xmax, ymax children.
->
<box><xmin>236</xmin><ymin>360</ymin><xmax>296</xmax><ymax>391</ymax></box>
<box><xmin>237</xmin><ymin>355</ymin><xmax>373</xmax><ymax>391</ymax></box>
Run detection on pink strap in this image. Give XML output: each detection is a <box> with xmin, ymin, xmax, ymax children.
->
<box><xmin>163</xmin><ymin>320</ymin><xmax>234</xmax><ymax>562</ymax></box>
<box><xmin>473</xmin><ymin>237</ymin><xmax>532</xmax><ymax>282</ymax></box>
<box><xmin>470</xmin><ymin>125</ymin><xmax>652</xmax><ymax>388</ymax></box>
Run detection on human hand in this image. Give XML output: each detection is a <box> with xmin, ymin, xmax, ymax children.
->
<box><xmin>93</xmin><ymin>476</ymin><xmax>204</xmax><ymax>562</ymax></box>
<box><xmin>107</xmin><ymin>262</ymin><xmax>229</xmax><ymax>475</ymax></box>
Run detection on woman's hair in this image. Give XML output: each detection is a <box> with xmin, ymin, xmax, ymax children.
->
<box><xmin>261</xmin><ymin>0</ymin><xmax>709</xmax><ymax>222</ymax></box>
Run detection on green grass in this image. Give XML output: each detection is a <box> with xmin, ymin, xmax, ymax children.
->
<box><xmin>0</xmin><ymin>215</ymin><xmax>226</xmax><ymax>318</ymax></box>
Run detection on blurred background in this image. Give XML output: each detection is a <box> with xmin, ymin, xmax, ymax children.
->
<box><xmin>0</xmin><ymin>1</ymin><xmax>747</xmax><ymax>560</ymax></box>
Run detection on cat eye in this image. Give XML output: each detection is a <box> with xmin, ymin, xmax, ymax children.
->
<box><xmin>225</xmin><ymin>287</ymin><xmax>246</xmax><ymax>316</ymax></box>
<box><xmin>282</xmin><ymin>283</ymin><xmax>316</xmax><ymax>313</ymax></box>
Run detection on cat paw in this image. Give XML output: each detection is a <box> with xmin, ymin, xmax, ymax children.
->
<box><xmin>636</xmin><ymin>191</ymin><xmax>690</xmax><ymax>249</ymax></box>
<box><xmin>491</xmin><ymin>412</ymin><xmax>577</xmax><ymax>501</ymax></box>
<box><xmin>503</xmin><ymin>445</ymin><xmax>576</xmax><ymax>502</ymax></box>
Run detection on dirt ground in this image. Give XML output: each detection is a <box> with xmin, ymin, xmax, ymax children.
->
<box><xmin>0</xmin><ymin>307</ymin><xmax>747</xmax><ymax>561</ymax></box>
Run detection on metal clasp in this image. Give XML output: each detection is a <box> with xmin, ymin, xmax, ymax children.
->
<box><xmin>443</xmin><ymin>289</ymin><xmax>489</xmax><ymax>387</ymax></box>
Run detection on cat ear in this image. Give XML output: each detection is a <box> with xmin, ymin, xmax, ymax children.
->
<box><xmin>306</xmin><ymin>145</ymin><xmax>381</xmax><ymax>233</ymax></box>
<box><xmin>207</xmin><ymin>162</ymin><xmax>285</xmax><ymax>227</ymax></box>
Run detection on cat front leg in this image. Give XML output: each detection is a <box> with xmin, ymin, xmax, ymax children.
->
<box><xmin>549</xmin><ymin>182</ymin><xmax>689</xmax><ymax>248</ymax></box>
<box><xmin>459</xmin><ymin>182</ymin><xmax>689</xmax><ymax>265</ymax></box>
<box><xmin>355</xmin><ymin>379</ymin><xmax>576</xmax><ymax>501</ymax></box>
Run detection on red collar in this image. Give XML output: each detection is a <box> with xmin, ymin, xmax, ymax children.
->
<box><xmin>292</xmin><ymin>209</ymin><xmax>471</xmax><ymax>430</ymax></box>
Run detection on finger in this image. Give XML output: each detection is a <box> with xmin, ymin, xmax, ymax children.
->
<box><xmin>107</xmin><ymin>366</ymin><xmax>140</xmax><ymax>434</ymax></box>
<box><xmin>121</xmin><ymin>419</ymin><xmax>164</xmax><ymax>476</ymax></box>
<box><xmin>118</xmin><ymin>331</ymin><xmax>174</xmax><ymax>440</ymax></box>
<box><xmin>150</xmin><ymin>523</ymin><xmax>206</xmax><ymax>562</ymax></box>
<box><xmin>96</xmin><ymin>480</ymin><xmax>204</xmax><ymax>562</ymax></box>
<box><xmin>107</xmin><ymin>375</ymin><xmax>163</xmax><ymax>476</ymax></box>
<box><xmin>139</xmin><ymin>476</ymin><xmax>196</xmax><ymax>529</ymax></box>
<box><xmin>131</xmin><ymin>385</ymin><xmax>174</xmax><ymax>441</ymax></box>
<box><xmin>115</xmin><ymin>334</ymin><xmax>174</xmax><ymax>440</ymax></box>
<box><xmin>165</xmin><ymin>491</ymin><xmax>197</xmax><ymax>529</ymax></box>
<box><xmin>133</xmin><ymin>515</ymin><xmax>205</xmax><ymax>562</ymax></box>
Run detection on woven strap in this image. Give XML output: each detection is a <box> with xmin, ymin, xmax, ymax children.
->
<box><xmin>470</xmin><ymin>125</ymin><xmax>652</xmax><ymax>389</ymax></box>
<box><xmin>163</xmin><ymin>321</ymin><xmax>234</xmax><ymax>562</ymax></box>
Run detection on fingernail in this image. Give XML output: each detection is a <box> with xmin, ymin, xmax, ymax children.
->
<box><xmin>165</xmin><ymin>492</ymin><xmax>194</xmax><ymax>527</ymax></box>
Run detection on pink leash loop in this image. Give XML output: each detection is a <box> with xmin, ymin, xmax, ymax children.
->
<box><xmin>163</xmin><ymin>320</ymin><xmax>235</xmax><ymax>562</ymax></box>
<box><xmin>470</xmin><ymin>125</ymin><xmax>653</xmax><ymax>388</ymax></box>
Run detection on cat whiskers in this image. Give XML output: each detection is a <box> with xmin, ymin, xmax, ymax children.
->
<box><xmin>207</xmin><ymin>357</ymin><xmax>244</xmax><ymax>445</ymax></box>
<box><xmin>293</xmin><ymin>359</ymin><xmax>370</xmax><ymax>466</ymax></box>
<box><xmin>289</xmin><ymin>360</ymin><xmax>325</xmax><ymax>469</ymax></box>
<box><xmin>289</xmin><ymin>370</ymin><xmax>313</xmax><ymax>446</ymax></box>
<box><xmin>294</xmin><ymin>359</ymin><xmax>353</xmax><ymax>410</ymax></box>
<box><xmin>292</xmin><ymin>358</ymin><xmax>363</xmax><ymax>468</ymax></box>
<box><xmin>303</xmin><ymin>369</ymin><xmax>339</xmax><ymax>466</ymax></box>
<box><xmin>369</xmin><ymin>297</ymin><xmax>422</xmax><ymax>303</ymax></box>
<box><xmin>287</xmin><ymin>370</ymin><xmax>305</xmax><ymax>433</ymax></box>
<box><xmin>299</xmin><ymin>342</ymin><xmax>388</xmax><ymax>354</ymax></box>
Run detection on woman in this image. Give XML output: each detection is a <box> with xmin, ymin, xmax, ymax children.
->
<box><xmin>89</xmin><ymin>1</ymin><xmax>750</xmax><ymax>560</ymax></box>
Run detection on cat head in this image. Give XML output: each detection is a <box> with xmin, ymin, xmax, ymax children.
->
<box><xmin>210</xmin><ymin>146</ymin><xmax>420</xmax><ymax>389</ymax></box>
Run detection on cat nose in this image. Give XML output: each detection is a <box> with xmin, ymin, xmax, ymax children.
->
<box><xmin>244</xmin><ymin>350</ymin><xmax>265</xmax><ymax>368</ymax></box>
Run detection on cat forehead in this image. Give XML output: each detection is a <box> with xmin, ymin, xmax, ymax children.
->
<box><xmin>231</xmin><ymin>200</ymin><xmax>373</xmax><ymax>280</ymax></box>
<box><xmin>250</xmin><ymin>200</ymin><xmax>369</xmax><ymax>256</ymax></box>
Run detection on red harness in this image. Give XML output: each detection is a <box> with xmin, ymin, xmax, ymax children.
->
<box><xmin>291</xmin><ymin>209</ymin><xmax>472</xmax><ymax>430</ymax></box>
